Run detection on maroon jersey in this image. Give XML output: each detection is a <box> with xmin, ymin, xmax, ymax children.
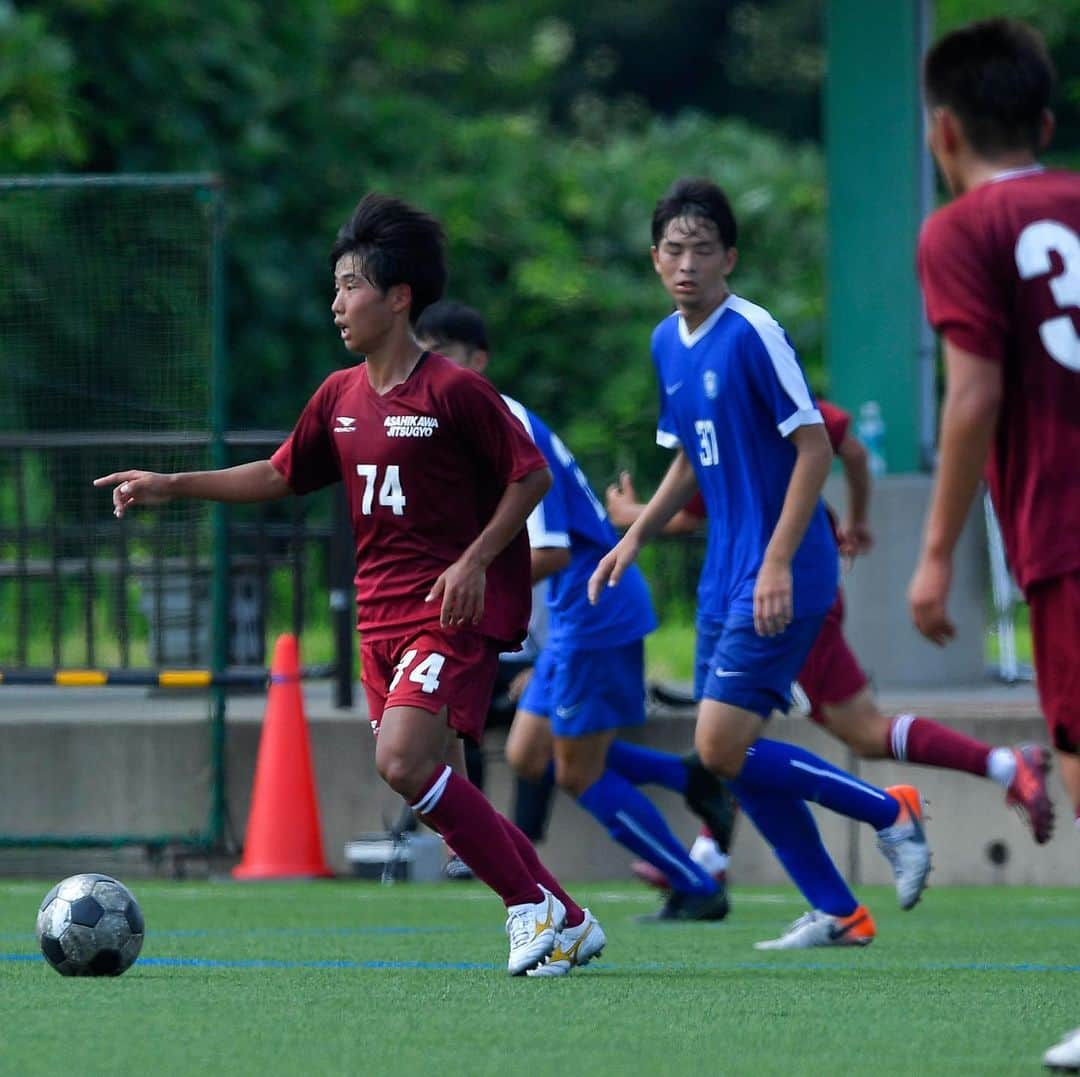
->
<box><xmin>683</xmin><ymin>400</ymin><xmax>850</xmax><ymax>522</ymax></box>
<box><xmin>918</xmin><ymin>167</ymin><xmax>1080</xmax><ymax>590</ymax></box>
<box><xmin>271</xmin><ymin>352</ymin><xmax>548</xmax><ymax>644</ymax></box>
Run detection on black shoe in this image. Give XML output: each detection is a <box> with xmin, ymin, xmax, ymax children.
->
<box><xmin>640</xmin><ymin>886</ymin><xmax>730</xmax><ymax>923</ymax></box>
<box><xmin>683</xmin><ymin>752</ymin><xmax>737</xmax><ymax>852</ymax></box>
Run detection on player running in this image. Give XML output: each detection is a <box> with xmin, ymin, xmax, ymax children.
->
<box><xmin>416</xmin><ymin>300</ymin><xmax>736</xmax><ymax>954</ymax></box>
<box><xmin>608</xmin><ymin>396</ymin><xmax>1053</xmax><ymax>892</ymax></box>
<box><xmin>95</xmin><ymin>193</ymin><xmax>592</xmax><ymax>977</ymax></box>
<box><xmin>590</xmin><ymin>177</ymin><xmax>932</xmax><ymax>949</ymax></box>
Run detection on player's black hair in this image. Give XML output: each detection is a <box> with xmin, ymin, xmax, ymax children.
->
<box><xmin>330</xmin><ymin>193</ymin><xmax>447</xmax><ymax>323</ymax></box>
<box><xmin>414</xmin><ymin>300</ymin><xmax>489</xmax><ymax>353</ymax></box>
<box><xmin>651</xmin><ymin>177</ymin><xmax>737</xmax><ymax>250</ymax></box>
<box><xmin>923</xmin><ymin>18</ymin><xmax>1055</xmax><ymax>157</ymax></box>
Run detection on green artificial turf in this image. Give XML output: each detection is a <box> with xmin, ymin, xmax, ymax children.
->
<box><xmin>1</xmin><ymin>880</ymin><xmax>1075</xmax><ymax>1076</ymax></box>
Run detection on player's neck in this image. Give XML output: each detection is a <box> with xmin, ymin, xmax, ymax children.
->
<box><xmin>364</xmin><ymin>336</ymin><xmax>425</xmax><ymax>395</ymax></box>
<box><xmin>953</xmin><ymin>152</ymin><xmax>1042</xmax><ymax>195</ymax></box>
<box><xmin>679</xmin><ymin>288</ymin><xmax>730</xmax><ymax>333</ymax></box>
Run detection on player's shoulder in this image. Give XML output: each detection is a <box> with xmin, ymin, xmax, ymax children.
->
<box><xmin>500</xmin><ymin>394</ymin><xmax>545</xmax><ymax>439</ymax></box>
<box><xmin>724</xmin><ymin>295</ymin><xmax>794</xmax><ymax>359</ymax></box>
<box><xmin>651</xmin><ymin>310</ymin><xmax>681</xmax><ymax>350</ymax></box>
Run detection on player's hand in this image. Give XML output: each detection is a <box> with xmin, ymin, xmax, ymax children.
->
<box><xmin>93</xmin><ymin>470</ymin><xmax>173</xmax><ymax>518</ymax></box>
<box><xmin>426</xmin><ymin>556</ymin><xmax>486</xmax><ymax>628</ymax></box>
<box><xmin>754</xmin><ymin>558</ymin><xmax>793</xmax><ymax>637</ymax></box>
<box><xmin>604</xmin><ymin>471</ymin><xmax>641</xmax><ymax>530</ymax></box>
<box><xmin>587</xmin><ymin>536</ymin><xmax>640</xmax><ymax>605</ymax></box>
<box><xmin>507</xmin><ymin>667</ymin><xmax>533</xmax><ymax>703</ymax></box>
<box><xmin>837</xmin><ymin>518</ymin><xmax>874</xmax><ymax>559</ymax></box>
<box><xmin>908</xmin><ymin>552</ymin><xmax>956</xmax><ymax>646</ymax></box>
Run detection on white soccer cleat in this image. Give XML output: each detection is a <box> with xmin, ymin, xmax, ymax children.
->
<box><xmin>875</xmin><ymin>784</ymin><xmax>931</xmax><ymax>910</ymax></box>
<box><xmin>505</xmin><ymin>886</ymin><xmax>566</xmax><ymax>976</ymax></box>
<box><xmin>527</xmin><ymin>908</ymin><xmax>606</xmax><ymax>977</ymax></box>
<box><xmin>1045</xmin><ymin>1028</ymin><xmax>1080</xmax><ymax>1072</ymax></box>
<box><xmin>753</xmin><ymin>905</ymin><xmax>875</xmax><ymax>950</ymax></box>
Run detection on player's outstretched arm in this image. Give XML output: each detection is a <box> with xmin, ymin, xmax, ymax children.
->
<box><xmin>835</xmin><ymin>433</ymin><xmax>873</xmax><ymax>557</ymax></box>
<box><xmin>93</xmin><ymin>460</ymin><xmax>291</xmax><ymax>519</ymax></box>
<box><xmin>909</xmin><ymin>341</ymin><xmax>1002</xmax><ymax>645</ymax></box>
<box><xmin>589</xmin><ymin>450</ymin><xmax>698</xmax><ymax>603</ymax></box>
<box><xmin>427</xmin><ymin>466</ymin><xmax>552</xmax><ymax>628</ymax></box>
<box><xmin>605</xmin><ymin>470</ymin><xmax>701</xmax><ymax>536</ymax></box>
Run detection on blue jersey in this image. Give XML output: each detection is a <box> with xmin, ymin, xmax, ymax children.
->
<box><xmin>652</xmin><ymin>295</ymin><xmax>838</xmax><ymax>624</ymax></box>
<box><xmin>503</xmin><ymin>397</ymin><xmax>657</xmax><ymax>650</ymax></box>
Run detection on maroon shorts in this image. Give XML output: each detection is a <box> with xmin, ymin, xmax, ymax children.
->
<box><xmin>360</xmin><ymin>628</ymin><xmax>501</xmax><ymax>742</ymax></box>
<box><xmin>796</xmin><ymin>589</ymin><xmax>870</xmax><ymax>723</ymax></box>
<box><xmin>1027</xmin><ymin>570</ymin><xmax>1080</xmax><ymax>753</ymax></box>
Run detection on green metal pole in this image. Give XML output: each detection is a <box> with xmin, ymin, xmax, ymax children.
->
<box><xmin>208</xmin><ymin>178</ymin><xmax>230</xmax><ymax>850</ymax></box>
<box><xmin>825</xmin><ymin>0</ymin><xmax>932</xmax><ymax>472</ymax></box>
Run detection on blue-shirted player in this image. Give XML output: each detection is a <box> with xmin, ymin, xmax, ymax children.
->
<box><xmin>590</xmin><ymin>178</ymin><xmax>933</xmax><ymax>948</ymax></box>
<box><xmin>416</xmin><ymin>300</ymin><xmax>738</xmax><ymax>968</ymax></box>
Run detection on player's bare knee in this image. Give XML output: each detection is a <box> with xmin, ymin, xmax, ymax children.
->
<box><xmin>375</xmin><ymin>751</ymin><xmax>428</xmax><ymax>800</ymax></box>
<box><xmin>694</xmin><ymin>738</ymin><xmax>744</xmax><ymax>780</ymax></box>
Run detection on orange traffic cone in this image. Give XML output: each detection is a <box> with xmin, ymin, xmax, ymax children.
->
<box><xmin>232</xmin><ymin>633</ymin><xmax>333</xmax><ymax>879</ymax></box>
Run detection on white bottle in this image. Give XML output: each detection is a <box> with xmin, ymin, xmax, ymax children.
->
<box><xmin>856</xmin><ymin>401</ymin><xmax>886</xmax><ymax>477</ymax></box>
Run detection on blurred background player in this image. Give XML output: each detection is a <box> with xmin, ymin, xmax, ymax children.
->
<box><xmin>897</xmin><ymin>19</ymin><xmax>1080</xmax><ymax>1068</ymax></box>
<box><xmin>95</xmin><ymin>193</ymin><xmax>594</xmax><ymax>977</ymax></box>
<box><xmin>912</xmin><ymin>17</ymin><xmax>1080</xmax><ymax>834</ymax></box>
<box><xmin>608</xmin><ymin>397</ymin><xmax>1053</xmax><ymax>892</ymax></box>
<box><xmin>417</xmin><ymin>300</ymin><xmax>736</xmax><ymax>947</ymax></box>
<box><xmin>590</xmin><ymin>177</ymin><xmax>931</xmax><ymax>949</ymax></box>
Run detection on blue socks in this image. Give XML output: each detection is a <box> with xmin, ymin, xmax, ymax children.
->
<box><xmin>734</xmin><ymin>738</ymin><xmax>899</xmax><ymax>830</ymax></box>
<box><xmin>735</xmin><ymin>784</ymin><xmax>858</xmax><ymax>917</ymax></box>
<box><xmin>605</xmin><ymin>740</ymin><xmax>689</xmax><ymax>795</ymax></box>
<box><xmin>577</xmin><ymin>770</ymin><xmax>716</xmax><ymax>896</ymax></box>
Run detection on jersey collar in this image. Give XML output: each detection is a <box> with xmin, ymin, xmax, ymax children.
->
<box><xmin>989</xmin><ymin>164</ymin><xmax>1045</xmax><ymax>184</ymax></box>
<box><xmin>678</xmin><ymin>294</ymin><xmax>734</xmax><ymax>348</ymax></box>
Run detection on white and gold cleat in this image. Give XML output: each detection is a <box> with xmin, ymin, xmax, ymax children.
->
<box><xmin>527</xmin><ymin>908</ymin><xmax>606</xmax><ymax>977</ymax></box>
<box><xmin>505</xmin><ymin>886</ymin><xmax>566</xmax><ymax>976</ymax></box>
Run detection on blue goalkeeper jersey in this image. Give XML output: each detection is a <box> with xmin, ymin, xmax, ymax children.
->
<box><xmin>652</xmin><ymin>295</ymin><xmax>838</xmax><ymax>624</ymax></box>
<box><xmin>503</xmin><ymin>396</ymin><xmax>657</xmax><ymax>651</ymax></box>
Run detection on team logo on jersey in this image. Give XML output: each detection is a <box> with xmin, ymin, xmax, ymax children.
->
<box><xmin>334</xmin><ymin>416</ymin><xmax>356</xmax><ymax>433</ymax></box>
<box><xmin>384</xmin><ymin>415</ymin><xmax>439</xmax><ymax>438</ymax></box>
<box><xmin>703</xmin><ymin>370</ymin><xmax>718</xmax><ymax>399</ymax></box>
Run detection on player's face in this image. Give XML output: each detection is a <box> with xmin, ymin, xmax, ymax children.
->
<box><xmin>416</xmin><ymin>337</ymin><xmax>486</xmax><ymax>372</ymax></box>
<box><xmin>652</xmin><ymin>216</ymin><xmax>737</xmax><ymax>323</ymax></box>
<box><xmin>331</xmin><ymin>253</ymin><xmax>408</xmax><ymax>354</ymax></box>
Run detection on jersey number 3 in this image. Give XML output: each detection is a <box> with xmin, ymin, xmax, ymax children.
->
<box><xmin>1015</xmin><ymin>219</ymin><xmax>1080</xmax><ymax>372</ymax></box>
<box><xmin>355</xmin><ymin>464</ymin><xmax>406</xmax><ymax>515</ymax></box>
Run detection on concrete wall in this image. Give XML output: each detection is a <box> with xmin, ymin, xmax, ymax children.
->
<box><xmin>2</xmin><ymin>702</ymin><xmax>1075</xmax><ymax>888</ymax></box>
<box><xmin>824</xmin><ymin>472</ymin><xmax>988</xmax><ymax>688</ymax></box>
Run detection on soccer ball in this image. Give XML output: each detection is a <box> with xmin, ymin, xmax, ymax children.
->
<box><xmin>36</xmin><ymin>873</ymin><xmax>145</xmax><ymax>976</ymax></box>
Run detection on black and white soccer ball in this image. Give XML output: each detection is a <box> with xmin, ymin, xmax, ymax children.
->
<box><xmin>36</xmin><ymin>873</ymin><xmax>145</xmax><ymax>976</ymax></box>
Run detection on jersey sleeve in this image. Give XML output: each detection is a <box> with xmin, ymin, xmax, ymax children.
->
<box><xmin>917</xmin><ymin>205</ymin><xmax>1008</xmax><ymax>363</ymax></box>
<box><xmin>270</xmin><ymin>376</ymin><xmax>343</xmax><ymax>495</ymax></box>
<box><xmin>652</xmin><ymin>329</ymin><xmax>682</xmax><ymax>450</ymax></box>
<box><xmin>817</xmin><ymin>400</ymin><xmax>851</xmax><ymax>453</ymax></box>
<box><xmin>743</xmin><ymin>320</ymin><xmax>823</xmax><ymax>437</ymax></box>
<box><xmin>446</xmin><ymin>371</ymin><xmax>549</xmax><ymax>485</ymax></box>
<box><xmin>501</xmin><ymin>398</ymin><xmax>570</xmax><ymax>549</ymax></box>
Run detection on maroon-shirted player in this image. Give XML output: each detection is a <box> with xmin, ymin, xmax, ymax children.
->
<box><xmin>913</xmin><ymin>19</ymin><xmax>1080</xmax><ymax>841</ymax></box>
<box><xmin>609</xmin><ymin>397</ymin><xmax>1053</xmax><ymax>890</ymax></box>
<box><xmin>94</xmin><ymin>192</ymin><xmax>594</xmax><ymax>976</ymax></box>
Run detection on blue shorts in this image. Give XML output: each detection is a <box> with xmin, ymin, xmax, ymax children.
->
<box><xmin>519</xmin><ymin>639</ymin><xmax>646</xmax><ymax>738</ymax></box>
<box><xmin>694</xmin><ymin>614</ymin><xmax>826</xmax><ymax>718</ymax></box>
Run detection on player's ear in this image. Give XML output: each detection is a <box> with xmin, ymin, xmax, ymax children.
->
<box><xmin>389</xmin><ymin>282</ymin><xmax>413</xmax><ymax>316</ymax></box>
<box><xmin>722</xmin><ymin>246</ymin><xmax>738</xmax><ymax>275</ymax></box>
<box><xmin>650</xmin><ymin>245</ymin><xmax>662</xmax><ymax>274</ymax></box>
<box><xmin>1039</xmin><ymin>108</ymin><xmax>1055</xmax><ymax>152</ymax></box>
<box><xmin>469</xmin><ymin>349</ymin><xmax>489</xmax><ymax>374</ymax></box>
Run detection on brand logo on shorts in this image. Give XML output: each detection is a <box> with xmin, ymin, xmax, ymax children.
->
<box><xmin>555</xmin><ymin>703</ymin><xmax>583</xmax><ymax>720</ymax></box>
<box><xmin>334</xmin><ymin>416</ymin><xmax>356</xmax><ymax>433</ymax></box>
<box><xmin>384</xmin><ymin>415</ymin><xmax>439</xmax><ymax>438</ymax></box>
<box><xmin>713</xmin><ymin>668</ymin><xmax>744</xmax><ymax>678</ymax></box>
